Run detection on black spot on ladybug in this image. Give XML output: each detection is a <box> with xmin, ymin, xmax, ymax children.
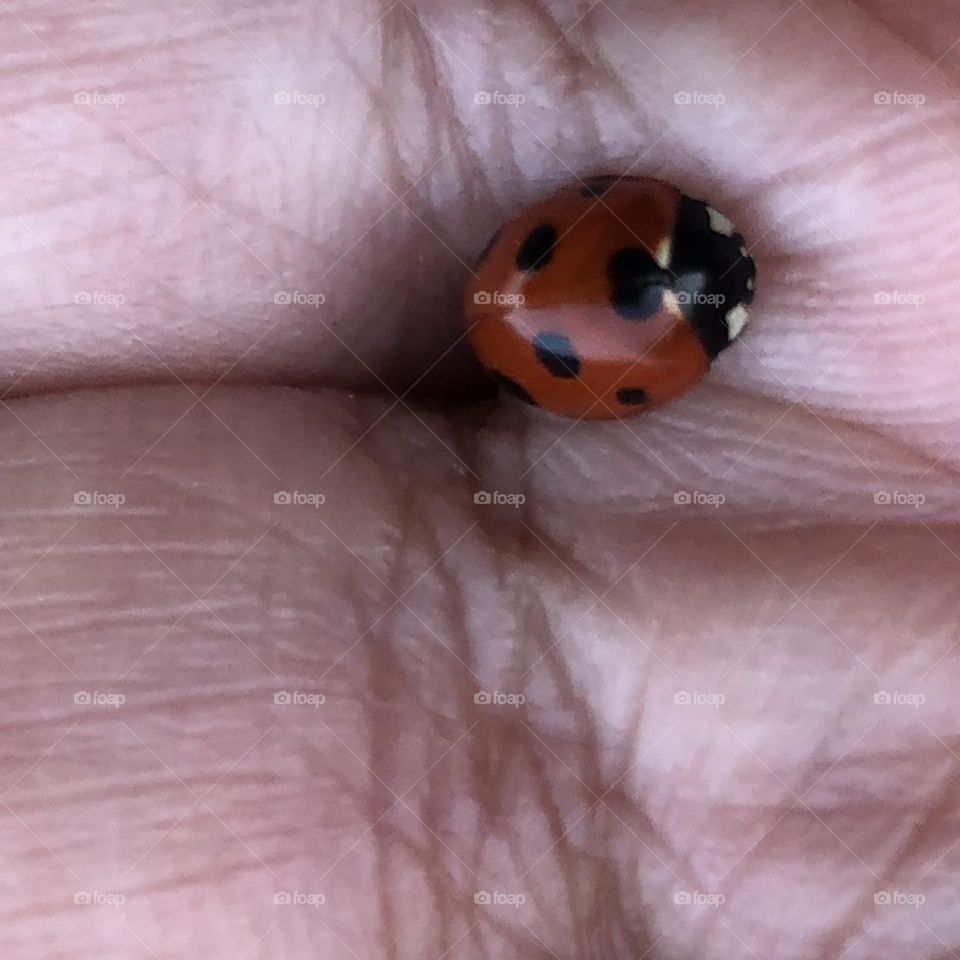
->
<box><xmin>493</xmin><ymin>371</ymin><xmax>537</xmax><ymax>405</ymax></box>
<box><xmin>608</xmin><ymin>248</ymin><xmax>656</xmax><ymax>286</ymax></box>
<box><xmin>474</xmin><ymin>226</ymin><xmax>502</xmax><ymax>270</ymax></box>
<box><xmin>533</xmin><ymin>332</ymin><xmax>581</xmax><ymax>379</ymax></box>
<box><xmin>516</xmin><ymin>224</ymin><xmax>558</xmax><ymax>272</ymax></box>
<box><xmin>611</xmin><ymin>284</ymin><xmax>666</xmax><ymax>322</ymax></box>
<box><xmin>607</xmin><ymin>247</ymin><xmax>669</xmax><ymax>321</ymax></box>
<box><xmin>671</xmin><ymin>195</ymin><xmax>755</xmax><ymax>358</ymax></box>
<box><xmin>616</xmin><ymin>388</ymin><xmax>649</xmax><ymax>406</ymax></box>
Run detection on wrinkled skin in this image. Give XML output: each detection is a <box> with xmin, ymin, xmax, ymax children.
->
<box><xmin>2</xmin><ymin>1</ymin><xmax>960</xmax><ymax>957</ymax></box>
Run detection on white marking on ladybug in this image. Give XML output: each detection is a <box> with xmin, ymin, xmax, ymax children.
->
<box><xmin>655</xmin><ymin>237</ymin><xmax>672</xmax><ymax>268</ymax></box>
<box><xmin>746</xmin><ymin>277</ymin><xmax>755</xmax><ymax>292</ymax></box>
<box><xmin>740</xmin><ymin>245</ymin><xmax>749</xmax><ymax>258</ymax></box>
<box><xmin>662</xmin><ymin>289</ymin><xmax>682</xmax><ymax>317</ymax></box>
<box><xmin>726</xmin><ymin>304</ymin><xmax>749</xmax><ymax>340</ymax></box>
<box><xmin>707</xmin><ymin>207</ymin><xmax>736</xmax><ymax>237</ymax></box>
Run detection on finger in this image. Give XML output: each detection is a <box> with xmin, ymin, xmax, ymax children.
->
<box><xmin>3</xmin><ymin>0</ymin><xmax>960</xmax><ymax>431</ymax></box>
<box><xmin>0</xmin><ymin>386</ymin><xmax>636</xmax><ymax>960</ymax></box>
<box><xmin>2</xmin><ymin>386</ymin><xmax>958</xmax><ymax>960</ymax></box>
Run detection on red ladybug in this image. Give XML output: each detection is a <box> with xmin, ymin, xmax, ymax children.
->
<box><xmin>464</xmin><ymin>175</ymin><xmax>756</xmax><ymax>420</ymax></box>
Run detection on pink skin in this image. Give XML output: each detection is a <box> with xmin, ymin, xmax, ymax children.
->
<box><xmin>1</xmin><ymin>1</ymin><xmax>960</xmax><ymax>957</ymax></box>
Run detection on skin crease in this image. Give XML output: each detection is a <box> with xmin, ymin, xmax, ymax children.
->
<box><xmin>1</xmin><ymin>0</ymin><xmax>960</xmax><ymax>957</ymax></box>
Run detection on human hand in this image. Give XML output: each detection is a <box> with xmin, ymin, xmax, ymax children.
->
<box><xmin>2</xmin><ymin>2</ymin><xmax>959</xmax><ymax>958</ymax></box>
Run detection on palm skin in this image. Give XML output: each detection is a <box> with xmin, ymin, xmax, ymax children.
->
<box><xmin>1</xmin><ymin>1</ymin><xmax>960</xmax><ymax>958</ymax></box>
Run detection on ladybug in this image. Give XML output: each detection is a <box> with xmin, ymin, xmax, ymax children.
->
<box><xmin>464</xmin><ymin>175</ymin><xmax>756</xmax><ymax>420</ymax></box>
